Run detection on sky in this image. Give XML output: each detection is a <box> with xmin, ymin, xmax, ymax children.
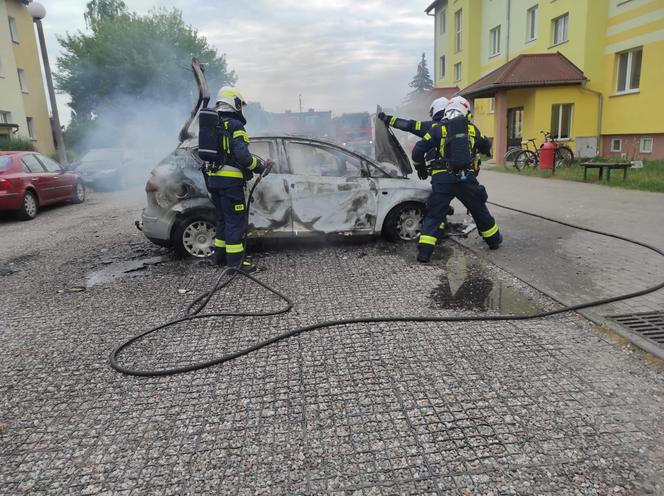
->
<box><xmin>36</xmin><ymin>0</ymin><xmax>435</xmax><ymax>124</ymax></box>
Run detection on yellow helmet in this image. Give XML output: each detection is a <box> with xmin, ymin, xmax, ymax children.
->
<box><xmin>215</xmin><ymin>87</ymin><xmax>247</xmax><ymax>112</ymax></box>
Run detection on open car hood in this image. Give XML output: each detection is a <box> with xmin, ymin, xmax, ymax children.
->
<box><xmin>178</xmin><ymin>58</ymin><xmax>210</xmax><ymax>144</ymax></box>
<box><xmin>374</xmin><ymin>105</ymin><xmax>413</xmax><ymax>176</ymax></box>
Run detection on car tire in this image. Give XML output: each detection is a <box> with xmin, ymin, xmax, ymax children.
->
<box><xmin>172</xmin><ymin>210</ymin><xmax>217</xmax><ymax>258</ymax></box>
<box><xmin>17</xmin><ymin>190</ymin><xmax>38</xmax><ymax>221</ymax></box>
<box><xmin>71</xmin><ymin>181</ymin><xmax>86</xmax><ymax>204</ymax></box>
<box><xmin>382</xmin><ymin>202</ymin><xmax>425</xmax><ymax>242</ymax></box>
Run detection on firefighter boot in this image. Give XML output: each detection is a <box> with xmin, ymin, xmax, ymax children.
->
<box><xmin>417</xmin><ymin>245</ymin><xmax>433</xmax><ymax>263</ymax></box>
<box><xmin>487</xmin><ymin>232</ymin><xmax>503</xmax><ymax>250</ymax></box>
<box><xmin>213</xmin><ymin>248</ymin><xmax>226</xmax><ymax>266</ymax></box>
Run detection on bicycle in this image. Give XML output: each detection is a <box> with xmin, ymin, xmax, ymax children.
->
<box><xmin>513</xmin><ymin>131</ymin><xmax>575</xmax><ymax>171</ymax></box>
<box><xmin>509</xmin><ymin>137</ymin><xmax>540</xmax><ymax>171</ymax></box>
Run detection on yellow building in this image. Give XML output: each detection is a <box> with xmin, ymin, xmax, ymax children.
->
<box><xmin>0</xmin><ymin>0</ymin><xmax>54</xmax><ymax>155</ymax></box>
<box><xmin>425</xmin><ymin>0</ymin><xmax>664</xmax><ymax>163</ymax></box>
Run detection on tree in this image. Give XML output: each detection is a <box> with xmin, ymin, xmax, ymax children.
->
<box><xmin>84</xmin><ymin>0</ymin><xmax>128</xmax><ymax>30</ymax></box>
<box><xmin>57</xmin><ymin>2</ymin><xmax>236</xmax><ymax>150</ymax></box>
<box><xmin>407</xmin><ymin>53</ymin><xmax>434</xmax><ymax>100</ymax></box>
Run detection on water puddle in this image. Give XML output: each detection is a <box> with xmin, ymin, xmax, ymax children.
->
<box><xmin>85</xmin><ymin>255</ymin><xmax>168</xmax><ymax>288</ymax></box>
<box><xmin>431</xmin><ymin>249</ymin><xmax>541</xmax><ymax>315</ymax></box>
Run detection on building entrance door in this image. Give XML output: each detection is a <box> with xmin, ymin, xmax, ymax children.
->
<box><xmin>507</xmin><ymin>107</ymin><xmax>524</xmax><ymax>149</ymax></box>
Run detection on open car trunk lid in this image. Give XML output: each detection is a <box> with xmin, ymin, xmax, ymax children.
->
<box><xmin>373</xmin><ymin>105</ymin><xmax>413</xmax><ymax>177</ymax></box>
<box><xmin>178</xmin><ymin>58</ymin><xmax>210</xmax><ymax>144</ymax></box>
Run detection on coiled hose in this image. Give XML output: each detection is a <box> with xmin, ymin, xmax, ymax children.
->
<box><xmin>110</xmin><ymin>200</ymin><xmax>664</xmax><ymax>377</ymax></box>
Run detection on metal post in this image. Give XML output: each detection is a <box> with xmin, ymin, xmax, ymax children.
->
<box><xmin>34</xmin><ymin>18</ymin><xmax>67</xmax><ymax>164</ymax></box>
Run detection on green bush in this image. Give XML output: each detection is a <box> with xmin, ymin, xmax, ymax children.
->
<box><xmin>0</xmin><ymin>136</ymin><xmax>36</xmax><ymax>151</ymax></box>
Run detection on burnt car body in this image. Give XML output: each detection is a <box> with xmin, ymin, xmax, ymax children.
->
<box><xmin>138</xmin><ymin>59</ymin><xmax>432</xmax><ymax>257</ymax></box>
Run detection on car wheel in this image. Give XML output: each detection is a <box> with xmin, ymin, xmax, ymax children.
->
<box><xmin>382</xmin><ymin>202</ymin><xmax>424</xmax><ymax>242</ymax></box>
<box><xmin>17</xmin><ymin>190</ymin><xmax>38</xmax><ymax>221</ymax></box>
<box><xmin>172</xmin><ymin>211</ymin><xmax>217</xmax><ymax>258</ymax></box>
<box><xmin>71</xmin><ymin>182</ymin><xmax>86</xmax><ymax>204</ymax></box>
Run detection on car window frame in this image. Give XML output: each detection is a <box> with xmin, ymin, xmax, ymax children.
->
<box><xmin>35</xmin><ymin>154</ymin><xmax>63</xmax><ymax>173</ymax></box>
<box><xmin>250</xmin><ymin>139</ymin><xmax>283</xmax><ymax>174</ymax></box>
<box><xmin>283</xmin><ymin>140</ymin><xmax>369</xmax><ymax>179</ymax></box>
<box><xmin>21</xmin><ymin>154</ymin><xmax>47</xmax><ymax>173</ymax></box>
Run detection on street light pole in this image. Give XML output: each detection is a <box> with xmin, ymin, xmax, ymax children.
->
<box><xmin>28</xmin><ymin>2</ymin><xmax>67</xmax><ymax>164</ymax></box>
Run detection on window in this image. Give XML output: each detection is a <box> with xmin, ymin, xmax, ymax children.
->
<box><xmin>550</xmin><ymin>104</ymin><xmax>573</xmax><ymax>140</ymax></box>
<box><xmin>249</xmin><ymin>141</ymin><xmax>281</xmax><ymax>172</ymax></box>
<box><xmin>616</xmin><ymin>47</ymin><xmax>642</xmax><ymax>93</ymax></box>
<box><xmin>0</xmin><ymin>156</ymin><xmax>12</xmax><ymax>171</ymax></box>
<box><xmin>439</xmin><ymin>9</ymin><xmax>446</xmax><ymax>35</ymax></box>
<box><xmin>17</xmin><ymin>68</ymin><xmax>28</xmax><ymax>92</ymax></box>
<box><xmin>37</xmin><ymin>155</ymin><xmax>63</xmax><ymax>172</ymax></box>
<box><xmin>640</xmin><ymin>137</ymin><xmax>653</xmax><ymax>154</ymax></box>
<box><xmin>285</xmin><ymin>142</ymin><xmax>364</xmax><ymax>177</ymax></box>
<box><xmin>611</xmin><ymin>138</ymin><xmax>622</xmax><ymax>152</ymax></box>
<box><xmin>455</xmin><ymin>9</ymin><xmax>462</xmax><ymax>52</ymax></box>
<box><xmin>440</xmin><ymin>55</ymin><xmax>446</xmax><ymax>79</ymax></box>
<box><xmin>0</xmin><ymin>111</ymin><xmax>11</xmax><ymax>124</ymax></box>
<box><xmin>21</xmin><ymin>155</ymin><xmax>45</xmax><ymax>174</ymax></box>
<box><xmin>552</xmin><ymin>13</ymin><xmax>569</xmax><ymax>45</ymax></box>
<box><xmin>26</xmin><ymin>117</ymin><xmax>36</xmax><ymax>139</ymax></box>
<box><xmin>527</xmin><ymin>5</ymin><xmax>538</xmax><ymax>41</ymax></box>
<box><xmin>8</xmin><ymin>17</ymin><xmax>19</xmax><ymax>43</ymax></box>
<box><xmin>454</xmin><ymin>62</ymin><xmax>462</xmax><ymax>82</ymax></box>
<box><xmin>490</xmin><ymin>25</ymin><xmax>501</xmax><ymax>56</ymax></box>
<box><xmin>489</xmin><ymin>98</ymin><xmax>495</xmax><ymax>113</ymax></box>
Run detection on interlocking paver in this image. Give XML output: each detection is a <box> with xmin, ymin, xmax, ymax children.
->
<box><xmin>1</xmin><ymin>191</ymin><xmax>664</xmax><ymax>494</ymax></box>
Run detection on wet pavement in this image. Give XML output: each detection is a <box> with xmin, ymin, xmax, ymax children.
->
<box><xmin>2</xmin><ymin>190</ymin><xmax>664</xmax><ymax>495</ymax></box>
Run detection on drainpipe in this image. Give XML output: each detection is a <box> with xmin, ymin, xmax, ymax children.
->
<box><xmin>581</xmin><ymin>84</ymin><xmax>603</xmax><ymax>157</ymax></box>
<box><xmin>427</xmin><ymin>4</ymin><xmax>436</xmax><ymax>89</ymax></box>
<box><xmin>506</xmin><ymin>0</ymin><xmax>511</xmax><ymax>61</ymax></box>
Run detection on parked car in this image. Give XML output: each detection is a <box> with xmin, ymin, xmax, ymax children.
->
<box><xmin>73</xmin><ymin>148</ymin><xmax>152</xmax><ymax>191</ymax></box>
<box><xmin>137</xmin><ymin>58</ymin><xmax>432</xmax><ymax>257</ymax></box>
<box><xmin>0</xmin><ymin>151</ymin><xmax>85</xmax><ymax>220</ymax></box>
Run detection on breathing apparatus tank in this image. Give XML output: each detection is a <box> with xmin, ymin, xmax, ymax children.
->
<box><xmin>198</xmin><ymin>108</ymin><xmax>220</xmax><ymax>162</ymax></box>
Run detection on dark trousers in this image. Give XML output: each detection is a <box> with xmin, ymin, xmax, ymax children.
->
<box><xmin>418</xmin><ymin>175</ymin><xmax>500</xmax><ymax>258</ymax></box>
<box><xmin>207</xmin><ymin>180</ymin><xmax>247</xmax><ymax>266</ymax></box>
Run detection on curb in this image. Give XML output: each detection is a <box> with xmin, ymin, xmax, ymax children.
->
<box><xmin>453</xmin><ymin>237</ymin><xmax>664</xmax><ymax>363</ymax></box>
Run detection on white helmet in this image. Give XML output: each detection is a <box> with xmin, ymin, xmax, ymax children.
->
<box><xmin>429</xmin><ymin>97</ymin><xmax>449</xmax><ymax>120</ymax></box>
<box><xmin>215</xmin><ymin>86</ymin><xmax>247</xmax><ymax>112</ymax></box>
<box><xmin>444</xmin><ymin>95</ymin><xmax>471</xmax><ymax>120</ymax></box>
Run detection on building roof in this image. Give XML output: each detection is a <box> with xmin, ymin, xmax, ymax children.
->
<box><xmin>459</xmin><ymin>52</ymin><xmax>587</xmax><ymax>99</ymax></box>
<box><xmin>424</xmin><ymin>0</ymin><xmax>440</xmax><ymax>14</ymax></box>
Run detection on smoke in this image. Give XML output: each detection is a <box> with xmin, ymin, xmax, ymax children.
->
<box><xmin>69</xmin><ymin>96</ymin><xmax>190</xmax><ymax>192</ymax></box>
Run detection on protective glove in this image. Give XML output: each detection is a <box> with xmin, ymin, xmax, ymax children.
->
<box><xmin>414</xmin><ymin>163</ymin><xmax>429</xmax><ymax>180</ymax></box>
<box><xmin>252</xmin><ymin>158</ymin><xmax>273</xmax><ymax>178</ymax></box>
<box><xmin>377</xmin><ymin>112</ymin><xmax>389</xmax><ymax>123</ymax></box>
<box><xmin>242</xmin><ymin>168</ymin><xmax>255</xmax><ymax>181</ymax></box>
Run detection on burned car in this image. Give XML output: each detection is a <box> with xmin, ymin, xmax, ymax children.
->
<box><xmin>138</xmin><ymin>59</ymin><xmax>432</xmax><ymax>258</ymax></box>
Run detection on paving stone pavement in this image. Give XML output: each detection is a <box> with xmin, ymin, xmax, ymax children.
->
<box><xmin>2</xmin><ymin>190</ymin><xmax>664</xmax><ymax>495</ymax></box>
<box><xmin>463</xmin><ymin>170</ymin><xmax>664</xmax><ymax>317</ymax></box>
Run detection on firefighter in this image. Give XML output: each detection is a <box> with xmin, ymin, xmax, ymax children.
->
<box><xmin>411</xmin><ymin>96</ymin><xmax>502</xmax><ymax>263</ymax></box>
<box><xmin>376</xmin><ymin>97</ymin><xmax>454</xmax><ymax>233</ymax></box>
<box><xmin>377</xmin><ymin>97</ymin><xmax>449</xmax><ymax>139</ymax></box>
<box><xmin>204</xmin><ymin>87</ymin><xmax>272</xmax><ymax>272</ymax></box>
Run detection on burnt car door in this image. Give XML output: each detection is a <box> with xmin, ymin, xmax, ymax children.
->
<box><xmin>284</xmin><ymin>140</ymin><xmax>378</xmax><ymax>235</ymax></box>
<box><xmin>247</xmin><ymin>139</ymin><xmax>293</xmax><ymax>236</ymax></box>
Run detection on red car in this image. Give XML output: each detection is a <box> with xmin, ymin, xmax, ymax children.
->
<box><xmin>0</xmin><ymin>151</ymin><xmax>85</xmax><ymax>220</ymax></box>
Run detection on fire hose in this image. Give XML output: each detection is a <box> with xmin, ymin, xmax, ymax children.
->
<box><xmin>110</xmin><ymin>188</ymin><xmax>664</xmax><ymax>376</ymax></box>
